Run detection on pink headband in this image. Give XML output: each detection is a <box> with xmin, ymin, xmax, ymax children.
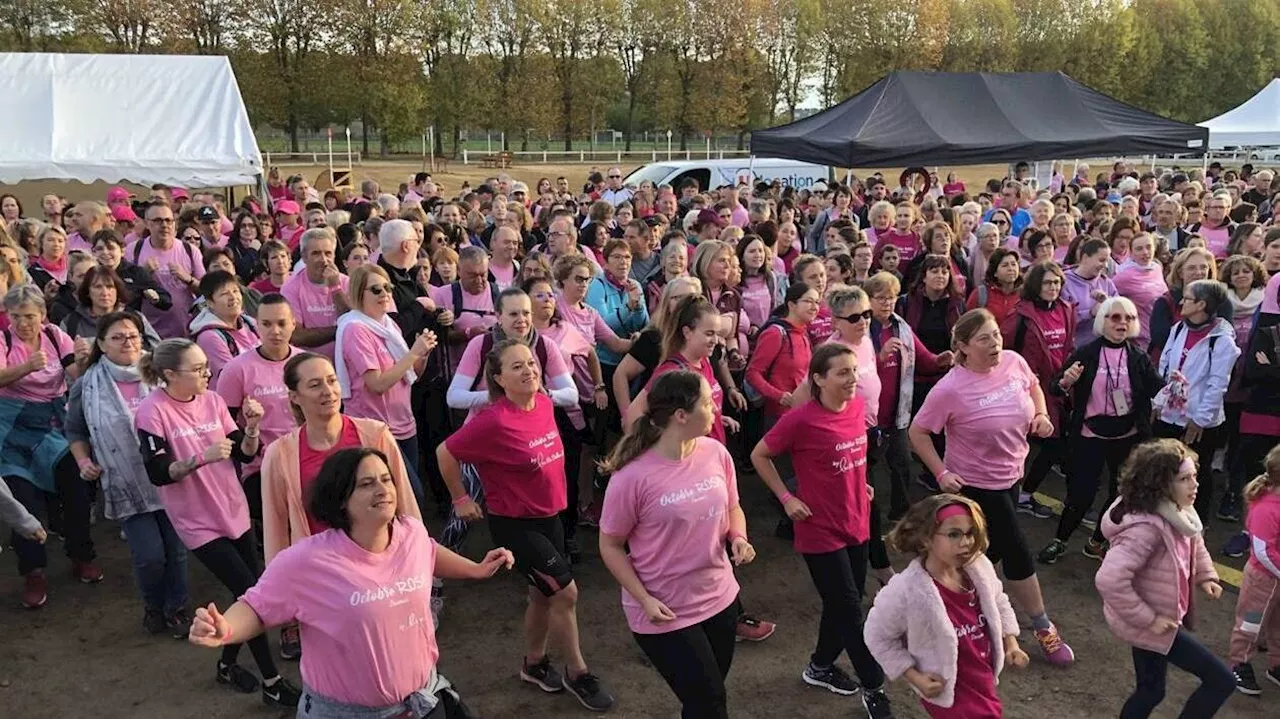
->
<box><xmin>936</xmin><ymin>503</ymin><xmax>971</xmax><ymax>522</ymax></box>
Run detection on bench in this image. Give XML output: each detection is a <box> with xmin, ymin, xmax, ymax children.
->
<box><xmin>481</xmin><ymin>151</ymin><xmax>513</xmax><ymax>169</ymax></box>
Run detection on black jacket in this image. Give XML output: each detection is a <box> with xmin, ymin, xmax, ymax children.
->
<box><xmin>1243</xmin><ymin>313</ymin><xmax>1280</xmax><ymax>418</ymax></box>
<box><xmin>116</xmin><ymin>261</ymin><xmax>173</xmax><ymax>313</ymax></box>
<box><xmin>1050</xmin><ymin>336</ymin><xmax>1165</xmax><ymax>439</ymax></box>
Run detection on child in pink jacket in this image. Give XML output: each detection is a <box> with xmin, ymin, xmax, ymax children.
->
<box><xmin>1227</xmin><ymin>444</ymin><xmax>1280</xmax><ymax>695</ymax></box>
<box><xmin>865</xmin><ymin>494</ymin><xmax>1028</xmax><ymax>718</ymax></box>
<box><xmin>1095</xmin><ymin>438</ymin><xmax>1234</xmax><ymax>718</ymax></box>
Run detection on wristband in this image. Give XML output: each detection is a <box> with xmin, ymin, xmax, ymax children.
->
<box><xmin>935</xmin><ymin>468</ymin><xmax>951</xmax><ymax>482</ymax></box>
<box><xmin>1033</xmin><ymin>412</ymin><xmax>1049</xmax><ymax>420</ymax></box>
<box><xmin>76</xmin><ymin>456</ymin><xmax>93</xmax><ymax>470</ymax></box>
<box><xmin>451</xmin><ymin>495</ymin><xmax>472</xmax><ymax>507</ymax></box>
<box><xmin>778</xmin><ymin>491</ymin><xmax>795</xmax><ymax>504</ymax></box>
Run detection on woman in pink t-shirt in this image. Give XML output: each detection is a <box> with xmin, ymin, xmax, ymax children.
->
<box><xmin>750</xmin><ymin>343</ymin><xmax>893</xmax><ymax>714</ymax></box>
<box><xmin>599</xmin><ymin>370</ymin><xmax>754</xmax><ymax>718</ymax></box>
<box><xmin>437</xmin><ymin>340</ymin><xmax>615</xmax><ymax>712</ymax></box>
<box><xmin>135</xmin><ymin>338</ymin><xmax>300</xmax><ymax>708</ymax></box>
<box><xmin>190</xmin><ymin>447</ymin><xmax>515</xmax><ymax>717</ymax></box>
<box><xmin>190</xmin><ymin>270</ymin><xmax>260</xmax><ymax>390</ymax></box>
<box><xmin>552</xmin><ymin>253</ymin><xmax>632</xmax><ymax>358</ymax></box>
<box><xmin>908</xmin><ymin>309</ymin><xmax>1076</xmax><ymax>668</ymax></box>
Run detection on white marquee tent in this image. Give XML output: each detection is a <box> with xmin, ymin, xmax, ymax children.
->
<box><xmin>0</xmin><ymin>52</ymin><xmax>262</xmax><ymax>187</ymax></box>
<box><xmin>1199</xmin><ymin>78</ymin><xmax>1280</xmax><ymax>149</ymax></box>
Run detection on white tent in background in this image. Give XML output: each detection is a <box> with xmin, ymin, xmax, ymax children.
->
<box><xmin>1200</xmin><ymin>78</ymin><xmax>1280</xmax><ymax>149</ymax></box>
<box><xmin>0</xmin><ymin>53</ymin><xmax>261</xmax><ymax>187</ymax></box>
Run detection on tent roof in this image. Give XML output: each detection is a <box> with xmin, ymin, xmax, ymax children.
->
<box><xmin>751</xmin><ymin>71</ymin><xmax>1207</xmax><ymax>168</ymax></box>
<box><xmin>0</xmin><ymin>52</ymin><xmax>262</xmax><ymax>187</ymax></box>
<box><xmin>1199</xmin><ymin>78</ymin><xmax>1280</xmax><ymax>149</ymax></box>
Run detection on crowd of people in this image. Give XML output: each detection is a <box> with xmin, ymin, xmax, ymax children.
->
<box><xmin>2</xmin><ymin>156</ymin><xmax>1280</xmax><ymax>718</ymax></box>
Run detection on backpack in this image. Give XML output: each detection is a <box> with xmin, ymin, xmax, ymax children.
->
<box><xmin>1163</xmin><ymin>321</ymin><xmax>1221</xmax><ymax>379</ymax></box>
<box><xmin>3</xmin><ymin>326</ymin><xmax>67</xmax><ymax>367</ymax></box>
<box><xmin>192</xmin><ymin>321</ymin><xmax>259</xmax><ymax>361</ymax></box>
<box><xmin>742</xmin><ymin>317</ymin><xmax>793</xmax><ymax>406</ymax></box>
<box><xmin>451</xmin><ymin>281</ymin><xmax>502</xmax><ymax>319</ymax></box>
<box><xmin>469</xmin><ymin>333</ymin><xmax>550</xmax><ymax>392</ymax></box>
<box><xmin>131</xmin><ymin>238</ymin><xmax>198</xmax><ymax>268</ymax></box>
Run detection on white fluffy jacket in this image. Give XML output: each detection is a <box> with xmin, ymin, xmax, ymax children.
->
<box><xmin>864</xmin><ymin>555</ymin><xmax>1019</xmax><ymax>708</ymax></box>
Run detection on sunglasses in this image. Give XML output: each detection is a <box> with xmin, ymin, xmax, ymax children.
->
<box><xmin>837</xmin><ymin>309</ymin><xmax>874</xmax><ymax>323</ymax></box>
<box><xmin>367</xmin><ymin>284</ymin><xmax>390</xmax><ymax>296</ymax></box>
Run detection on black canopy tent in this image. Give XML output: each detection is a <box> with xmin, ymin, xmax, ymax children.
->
<box><xmin>750</xmin><ymin>71</ymin><xmax>1208</xmax><ymax>168</ymax></box>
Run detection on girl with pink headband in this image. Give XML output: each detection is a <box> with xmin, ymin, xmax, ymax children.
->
<box><xmin>1095</xmin><ymin>439</ymin><xmax>1233</xmax><ymax>717</ymax></box>
<box><xmin>865</xmin><ymin>494</ymin><xmax>1028</xmax><ymax>718</ymax></box>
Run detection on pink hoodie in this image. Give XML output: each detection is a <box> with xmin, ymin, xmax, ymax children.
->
<box><xmin>865</xmin><ymin>555</ymin><xmax>1019</xmax><ymax>709</ymax></box>
<box><xmin>1095</xmin><ymin>499</ymin><xmax>1216</xmax><ymax>654</ymax></box>
<box><xmin>1112</xmin><ymin>260</ymin><xmax>1168</xmax><ymax>351</ymax></box>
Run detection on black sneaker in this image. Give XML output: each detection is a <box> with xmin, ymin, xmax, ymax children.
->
<box><xmin>280</xmin><ymin>623</ymin><xmax>301</xmax><ymax>660</ymax></box>
<box><xmin>564</xmin><ymin>537</ymin><xmax>583</xmax><ymax>564</ymax></box>
<box><xmin>143</xmin><ymin>608</ymin><xmax>166</xmax><ymax>635</ymax></box>
<box><xmin>1217</xmin><ymin>494</ymin><xmax>1242</xmax><ymax>523</ymax></box>
<box><xmin>1266</xmin><ymin>665</ymin><xmax>1280</xmax><ymax>689</ymax></box>
<box><xmin>862</xmin><ymin>686</ymin><xmax>895</xmax><ymax>719</ymax></box>
<box><xmin>262</xmin><ymin>677</ymin><xmax>301</xmax><ymax>708</ymax></box>
<box><xmin>1016</xmin><ymin>495</ymin><xmax>1054</xmax><ymax>519</ymax></box>
<box><xmin>1234</xmin><ymin>663</ymin><xmax>1262</xmax><ymax>695</ymax></box>
<box><xmin>166</xmin><ymin>608</ymin><xmax>191</xmax><ymax>640</ymax></box>
<box><xmin>1082</xmin><ymin>539</ymin><xmax>1107</xmax><ymax>561</ymax></box>
<box><xmin>802</xmin><ymin>662</ymin><xmax>859</xmax><ymax>696</ymax></box>
<box><xmin>520</xmin><ymin>656</ymin><xmax>564</xmax><ymax>693</ymax></box>
<box><xmin>1038</xmin><ymin>539</ymin><xmax>1068</xmax><ymax>565</ymax></box>
<box><xmin>563</xmin><ymin>670</ymin><xmax>614</xmax><ymax>712</ymax></box>
<box><xmin>216</xmin><ymin>661</ymin><xmax>260</xmax><ymax>694</ymax></box>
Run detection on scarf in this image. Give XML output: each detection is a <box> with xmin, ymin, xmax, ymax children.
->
<box><xmin>33</xmin><ymin>254</ymin><xmax>67</xmax><ymax>281</ymax></box>
<box><xmin>1155</xmin><ymin>499</ymin><xmax>1204</xmax><ymax>537</ymax></box>
<box><xmin>334</xmin><ymin>310</ymin><xmax>415</xmax><ymax>398</ymax></box>
<box><xmin>80</xmin><ymin>360</ymin><xmax>162</xmax><ymax>520</ymax></box>
<box><xmin>1227</xmin><ymin>287</ymin><xmax>1264</xmax><ymax>321</ymax></box>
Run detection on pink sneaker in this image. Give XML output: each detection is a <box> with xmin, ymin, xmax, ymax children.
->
<box><xmin>1035</xmin><ymin>624</ymin><xmax>1075</xmax><ymax>666</ymax></box>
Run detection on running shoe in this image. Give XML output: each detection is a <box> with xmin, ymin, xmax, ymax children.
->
<box><xmin>802</xmin><ymin>662</ymin><xmax>860</xmax><ymax>695</ymax></box>
<box><xmin>1080</xmin><ymin>509</ymin><xmax>1099</xmax><ymax>530</ymax></box>
<box><xmin>1016</xmin><ymin>495</ymin><xmax>1054</xmax><ymax>519</ymax></box>
<box><xmin>563</xmin><ymin>670</ymin><xmax>614</xmax><ymax>712</ymax></box>
<box><xmin>1217</xmin><ymin>494</ymin><xmax>1242</xmax><ymax>523</ymax></box>
<box><xmin>1082</xmin><ymin>539</ymin><xmax>1108</xmax><ymax>560</ymax></box>
<box><xmin>72</xmin><ymin>560</ymin><xmax>103</xmax><ymax>583</ymax></box>
<box><xmin>1037</xmin><ymin>539</ymin><xmax>1068</xmax><ymax>565</ymax></box>
<box><xmin>1034</xmin><ymin>624</ymin><xmax>1075</xmax><ymax>666</ymax></box>
<box><xmin>1233</xmin><ymin>663</ymin><xmax>1262</xmax><ymax>695</ymax></box>
<box><xmin>21</xmin><ymin>570</ymin><xmax>47</xmax><ymax>609</ymax></box>
<box><xmin>262</xmin><ymin>677</ymin><xmax>302</xmax><ymax>708</ymax></box>
<box><xmin>143</xmin><ymin>608</ymin><xmax>167</xmax><ymax>635</ymax></box>
<box><xmin>216</xmin><ymin>661</ymin><xmax>260</xmax><ymax>693</ymax></box>
<box><xmin>520</xmin><ymin>656</ymin><xmax>564</xmax><ymax>693</ymax></box>
<box><xmin>735</xmin><ymin>614</ymin><xmax>776</xmax><ymax>642</ymax></box>
<box><xmin>167</xmin><ymin>608</ymin><xmax>191</xmax><ymax>640</ymax></box>
<box><xmin>862</xmin><ymin>685</ymin><xmax>895</xmax><ymax>719</ymax></box>
<box><xmin>1266</xmin><ymin>665</ymin><xmax>1280</xmax><ymax>688</ymax></box>
<box><xmin>1222</xmin><ymin>532</ymin><xmax>1250</xmax><ymax>559</ymax></box>
<box><xmin>280</xmin><ymin>623</ymin><xmax>302</xmax><ymax>660</ymax></box>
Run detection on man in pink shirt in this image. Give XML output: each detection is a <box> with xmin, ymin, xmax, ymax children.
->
<box><xmin>126</xmin><ymin>202</ymin><xmax>205</xmax><ymax>339</ymax></box>
<box><xmin>430</xmin><ymin>246</ymin><xmax>498</xmax><ymax>370</ymax></box>
<box><xmin>66</xmin><ymin>201</ymin><xmax>109</xmax><ymax>253</ymax></box>
<box><xmin>281</xmin><ymin>227</ymin><xmax>350</xmax><ymax>359</ymax></box>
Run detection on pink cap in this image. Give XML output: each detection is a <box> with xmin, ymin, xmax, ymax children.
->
<box><xmin>106</xmin><ymin>186</ymin><xmax>134</xmax><ymax>205</ymax></box>
<box><xmin>171</xmin><ymin>187</ymin><xmax>190</xmax><ymax>201</ymax></box>
<box><xmin>111</xmin><ymin>205</ymin><xmax>138</xmax><ymax>223</ymax></box>
<box><xmin>274</xmin><ymin>199</ymin><xmax>301</xmax><ymax>216</ymax></box>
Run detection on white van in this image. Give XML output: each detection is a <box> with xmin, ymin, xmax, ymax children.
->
<box><xmin>623</xmin><ymin>158</ymin><xmax>830</xmax><ymax>193</ymax></box>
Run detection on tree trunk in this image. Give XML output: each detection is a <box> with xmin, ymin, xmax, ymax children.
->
<box><xmin>625</xmin><ymin>90</ymin><xmax>637</xmax><ymax>152</ymax></box>
<box><xmin>288</xmin><ymin>114</ymin><xmax>300</xmax><ymax>153</ymax></box>
<box><xmin>736</xmin><ymin>130</ymin><xmax>746</xmax><ymax>151</ymax></box>
<box><xmin>561</xmin><ymin>79</ymin><xmax>573</xmax><ymax>151</ymax></box>
<box><xmin>361</xmin><ymin>117</ymin><xmax>371</xmax><ymax>157</ymax></box>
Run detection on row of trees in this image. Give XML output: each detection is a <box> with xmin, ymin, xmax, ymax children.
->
<box><xmin>2</xmin><ymin>0</ymin><xmax>1280</xmax><ymax>155</ymax></box>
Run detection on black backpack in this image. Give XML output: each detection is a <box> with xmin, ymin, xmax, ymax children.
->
<box><xmin>191</xmin><ymin>321</ymin><xmax>260</xmax><ymax>361</ymax></box>
<box><xmin>131</xmin><ymin>238</ymin><xmax>198</xmax><ymax>268</ymax></box>
<box><xmin>451</xmin><ymin>281</ymin><xmax>502</xmax><ymax>319</ymax></box>
<box><xmin>3</xmin><ymin>326</ymin><xmax>68</xmax><ymax>367</ymax></box>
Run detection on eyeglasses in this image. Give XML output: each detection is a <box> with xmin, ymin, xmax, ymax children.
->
<box><xmin>366</xmin><ymin>284</ymin><xmax>390</xmax><ymax>296</ymax></box>
<box><xmin>871</xmin><ymin>294</ymin><xmax>897</xmax><ymax>304</ymax></box>
<box><xmin>567</xmin><ymin>274</ymin><xmax>593</xmax><ymax>284</ymax></box>
<box><xmin>149</xmin><ymin>217</ymin><xmax>175</xmax><ymax>225</ymax></box>
<box><xmin>107</xmin><ymin>333</ymin><xmax>141</xmax><ymax>344</ymax></box>
<box><xmin>837</xmin><ymin>309</ymin><xmax>873</xmax><ymax>323</ymax></box>
<box><xmin>531</xmin><ymin>291</ymin><xmax>555</xmax><ymax>301</ymax></box>
<box><xmin>182</xmin><ymin>233</ymin><xmax>201</xmax><ymax>241</ymax></box>
<box><xmin>1106</xmin><ymin>313</ymin><xmax>1137</xmax><ymax>322</ymax></box>
<box><xmin>176</xmin><ymin>364</ymin><xmax>210</xmax><ymax>376</ymax></box>
<box><xmin>608</xmin><ymin>254</ymin><xmax>632</xmax><ymax>262</ymax></box>
<box><xmin>935</xmin><ymin>529</ymin><xmax>977</xmax><ymax>542</ymax></box>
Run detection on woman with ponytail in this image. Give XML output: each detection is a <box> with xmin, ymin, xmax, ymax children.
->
<box><xmin>749</xmin><ymin>344</ymin><xmax>894</xmax><ymax>719</ymax></box>
<box><xmin>598</xmin><ymin>370</ymin><xmax>754</xmax><ymax>718</ymax></box>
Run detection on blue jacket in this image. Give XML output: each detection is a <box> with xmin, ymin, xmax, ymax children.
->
<box><xmin>586</xmin><ymin>275</ymin><xmax>648</xmax><ymax>365</ymax></box>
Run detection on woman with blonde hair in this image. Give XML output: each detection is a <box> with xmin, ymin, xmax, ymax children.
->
<box><xmin>1149</xmin><ymin>246</ymin><xmax>1231</xmax><ymax>357</ymax></box>
<box><xmin>28</xmin><ymin>224</ymin><xmax>69</xmax><ymax>288</ymax></box>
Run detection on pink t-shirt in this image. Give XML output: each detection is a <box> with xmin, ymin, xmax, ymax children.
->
<box><xmin>539</xmin><ymin>323</ymin><xmax>592</xmax><ymax>430</ymax></box>
<box><xmin>444</xmin><ymin>394</ymin><xmax>566</xmax><ymax>518</ymax></box>
<box><xmin>647</xmin><ymin>356</ymin><xmax>725</xmax><ymax>445</ymax></box>
<box><xmin>1200</xmin><ymin>224</ymin><xmax>1232</xmax><ymax>259</ymax></box>
<box><xmin>0</xmin><ymin>325</ymin><xmax>74</xmax><ymax>402</ymax></box>
<box><xmin>279</xmin><ymin>224</ymin><xmax>304</xmax><ymax>252</ymax></box>
<box><xmin>241</xmin><ymin>516</ymin><xmax>439</xmax><ymax>707</ymax></box>
<box><xmin>250</xmin><ymin>277</ymin><xmax>285</xmax><ymax>294</ymax></box>
<box><xmin>116</xmin><ymin>380</ymin><xmax>145</xmax><ymax>413</ymax></box>
<box><xmin>281</xmin><ymin>271</ymin><xmax>350</xmax><ymax>359</ymax></box>
<box><xmin>828</xmin><ymin>334</ymin><xmax>881</xmax><ymax>427</ymax></box>
<box><xmin>1172</xmin><ymin>532</ymin><xmax>1192</xmax><ymax>620</ymax></box>
<box><xmin>135</xmin><ymin>390</ymin><xmax>250</xmax><ymax>549</ymax></box>
<box><xmin>453</xmin><ymin>334</ymin><xmax>573</xmax><ymax>422</ymax></box>
<box><xmin>1081</xmin><ymin>345</ymin><xmax>1136</xmax><ymax>439</ymax></box>
<box><xmin>912</xmin><ymin>351</ymin><xmax>1036</xmax><ymax>490</ymax></box>
<box><xmin>558</xmin><ymin>300</ymin><xmax>621</xmax><ymax>349</ymax></box>
<box><xmin>490</xmin><ymin>261</ymin><xmax>517</xmax><ymax>290</ymax></box>
<box><xmin>124</xmin><ymin>239</ymin><xmax>206</xmax><ymax>339</ymax></box>
<box><xmin>925</xmin><ymin>579</ymin><xmax>1001</xmax><ymax>719</ymax></box>
<box><xmin>806</xmin><ymin>305</ymin><xmax>833</xmax><ymax>347</ymax></box>
<box><xmin>429</xmin><ymin>284</ymin><xmax>498</xmax><ymax>370</ymax></box>
<box><xmin>881</xmin><ymin>229</ymin><xmax>922</xmax><ymax>263</ymax></box>
<box><xmin>340</xmin><ymin>324</ymin><xmax>416</xmax><ymax>439</ymax></box>
<box><xmin>762</xmin><ymin>397</ymin><xmax>871</xmax><ymax>553</ymax></box>
<box><xmin>217</xmin><ymin>346</ymin><xmax>300</xmax><ymax>474</ymax></box>
<box><xmin>739</xmin><ymin>275</ymin><xmax>773</xmax><ymax>334</ymax></box>
<box><xmin>193</xmin><ymin>321</ymin><xmax>260</xmax><ymax>391</ymax></box>
<box><xmin>1030</xmin><ymin>305</ymin><xmax>1070</xmax><ymax>368</ymax></box>
<box><xmin>599</xmin><ymin>438</ymin><xmax>741</xmax><ymax>634</ymax></box>
<box><xmin>66</xmin><ymin>231</ymin><xmax>92</xmax><ymax>253</ymax></box>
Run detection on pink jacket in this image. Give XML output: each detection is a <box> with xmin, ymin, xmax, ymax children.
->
<box><xmin>1095</xmin><ymin>499</ymin><xmax>1217</xmax><ymax>654</ymax></box>
<box><xmin>864</xmin><ymin>555</ymin><xmax>1019</xmax><ymax>709</ymax></box>
<box><xmin>1245</xmin><ymin>491</ymin><xmax>1280</xmax><ymax>578</ymax></box>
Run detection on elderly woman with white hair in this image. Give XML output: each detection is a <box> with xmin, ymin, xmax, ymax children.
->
<box><xmin>1037</xmin><ymin>296</ymin><xmax>1166</xmax><ymax>564</ymax></box>
<box><xmin>0</xmin><ymin>284</ymin><xmax>98</xmax><ymax>608</ymax></box>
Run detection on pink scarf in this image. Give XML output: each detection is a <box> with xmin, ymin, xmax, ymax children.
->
<box><xmin>33</xmin><ymin>254</ymin><xmax>67</xmax><ymax>282</ymax></box>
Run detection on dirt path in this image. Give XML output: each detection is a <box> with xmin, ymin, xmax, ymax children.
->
<box><xmin>1</xmin><ymin>463</ymin><xmax>1271</xmax><ymax>719</ymax></box>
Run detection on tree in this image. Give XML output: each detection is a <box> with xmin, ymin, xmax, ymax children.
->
<box><xmin>533</xmin><ymin>0</ymin><xmax>610</xmax><ymax>150</ymax></box>
<box><xmin>88</xmin><ymin>0</ymin><xmax>163</xmax><ymax>52</ymax></box>
<box><xmin>476</xmin><ymin>0</ymin><xmax>537</xmax><ymax>150</ymax></box>
<box><xmin>615</xmin><ymin>0</ymin><xmax>661</xmax><ymax>149</ymax></box>
<box><xmin>235</xmin><ymin>0</ymin><xmax>333</xmax><ymax>152</ymax></box>
<box><xmin>0</xmin><ymin>0</ymin><xmax>81</xmax><ymax>51</ymax></box>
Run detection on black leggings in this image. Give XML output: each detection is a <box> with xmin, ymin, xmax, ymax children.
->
<box><xmin>1023</xmin><ymin>436</ymin><xmax>1065</xmax><ymax>494</ymax></box>
<box><xmin>960</xmin><ymin>485</ymin><xmax>1036</xmax><ymax>581</ymax></box>
<box><xmin>554</xmin><ymin>407</ymin><xmax>583</xmax><ymax>543</ymax></box>
<box><xmin>5</xmin><ymin>455</ymin><xmax>93</xmax><ymax>576</ymax></box>
<box><xmin>800</xmin><ymin>543</ymin><xmax>885</xmax><ymax>688</ymax></box>
<box><xmin>1057</xmin><ymin>434</ymin><xmax>1139</xmax><ymax>544</ymax></box>
<box><xmin>190</xmin><ymin>532</ymin><xmax>278</xmax><ymax>679</ymax></box>
<box><xmin>633</xmin><ymin>601</ymin><xmax>739</xmax><ymax>719</ymax></box>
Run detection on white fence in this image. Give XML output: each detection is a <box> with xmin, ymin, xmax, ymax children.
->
<box><xmin>263</xmin><ymin>151</ymin><xmax>363</xmax><ymax>167</ymax></box>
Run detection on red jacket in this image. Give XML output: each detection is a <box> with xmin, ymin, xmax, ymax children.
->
<box><xmin>1002</xmin><ymin>299</ymin><xmax>1076</xmax><ymax>437</ymax></box>
<box><xmin>966</xmin><ymin>282</ymin><xmax>1021</xmax><ymax>327</ymax></box>
<box><xmin>745</xmin><ymin>319</ymin><xmax>812</xmax><ymax>418</ymax></box>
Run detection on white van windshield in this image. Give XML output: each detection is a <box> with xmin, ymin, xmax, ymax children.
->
<box><xmin>623</xmin><ymin>164</ymin><xmax>679</xmax><ymax>187</ymax></box>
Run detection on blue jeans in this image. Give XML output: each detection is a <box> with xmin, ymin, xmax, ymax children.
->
<box><xmin>120</xmin><ymin>510</ymin><xmax>189</xmax><ymax>616</ymax></box>
<box><xmin>1121</xmin><ymin>627</ymin><xmax>1234</xmax><ymax>718</ymax></box>
<box><xmin>395</xmin><ymin>434</ymin><xmax>426</xmax><ymax>511</ymax></box>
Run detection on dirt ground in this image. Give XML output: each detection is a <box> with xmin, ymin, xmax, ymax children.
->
<box><xmin>1</xmin><ymin>461</ymin><xmax>1273</xmax><ymax>719</ymax></box>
